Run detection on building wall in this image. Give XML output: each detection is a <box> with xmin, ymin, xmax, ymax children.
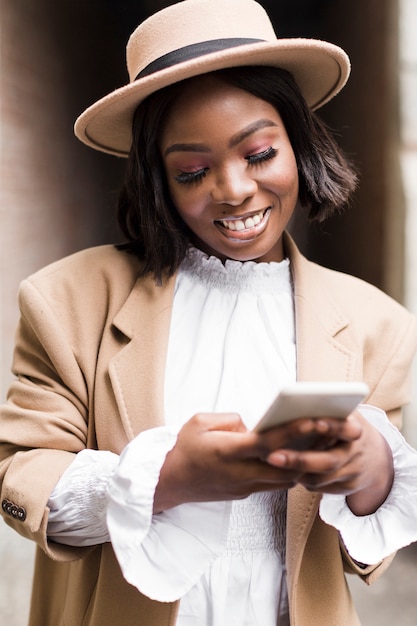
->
<box><xmin>0</xmin><ymin>0</ymin><xmax>124</xmax><ymax>400</ymax></box>
<box><xmin>401</xmin><ymin>0</ymin><xmax>417</xmax><ymax>448</ymax></box>
<box><xmin>0</xmin><ymin>1</ymin><xmax>124</xmax><ymax>622</ymax></box>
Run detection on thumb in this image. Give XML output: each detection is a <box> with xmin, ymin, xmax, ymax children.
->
<box><xmin>203</xmin><ymin>412</ymin><xmax>248</xmax><ymax>433</ymax></box>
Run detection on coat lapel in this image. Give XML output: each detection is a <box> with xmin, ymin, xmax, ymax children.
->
<box><xmin>285</xmin><ymin>232</ymin><xmax>358</xmax><ymax>383</ymax></box>
<box><xmin>108</xmin><ymin>272</ymin><xmax>176</xmax><ymax>440</ymax></box>
<box><xmin>284</xmin><ymin>233</ymin><xmax>358</xmax><ymax>586</ymax></box>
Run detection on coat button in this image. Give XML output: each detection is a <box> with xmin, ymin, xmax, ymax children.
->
<box><xmin>1</xmin><ymin>499</ymin><xmax>26</xmax><ymax>521</ymax></box>
<box><xmin>4</xmin><ymin>500</ymin><xmax>13</xmax><ymax>514</ymax></box>
<box><xmin>17</xmin><ymin>507</ymin><xmax>27</xmax><ymax>521</ymax></box>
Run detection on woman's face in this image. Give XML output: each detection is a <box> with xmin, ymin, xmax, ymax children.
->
<box><xmin>160</xmin><ymin>75</ymin><xmax>299</xmax><ymax>263</ymax></box>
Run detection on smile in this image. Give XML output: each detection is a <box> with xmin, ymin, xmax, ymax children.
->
<box><xmin>216</xmin><ymin>208</ymin><xmax>270</xmax><ymax>233</ymax></box>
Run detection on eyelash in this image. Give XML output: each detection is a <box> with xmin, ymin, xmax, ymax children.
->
<box><xmin>246</xmin><ymin>146</ymin><xmax>277</xmax><ymax>165</ymax></box>
<box><xmin>175</xmin><ymin>169</ymin><xmax>209</xmax><ymax>185</ymax></box>
<box><xmin>174</xmin><ymin>146</ymin><xmax>277</xmax><ymax>185</ymax></box>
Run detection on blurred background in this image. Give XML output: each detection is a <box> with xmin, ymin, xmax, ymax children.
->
<box><xmin>1</xmin><ymin>0</ymin><xmax>417</xmax><ymax>623</ymax></box>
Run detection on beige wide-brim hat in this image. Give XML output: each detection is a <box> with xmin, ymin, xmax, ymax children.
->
<box><xmin>74</xmin><ymin>0</ymin><xmax>350</xmax><ymax>157</ymax></box>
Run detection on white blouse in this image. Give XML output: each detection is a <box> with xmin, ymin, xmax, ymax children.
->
<box><xmin>48</xmin><ymin>247</ymin><xmax>417</xmax><ymax>626</ymax></box>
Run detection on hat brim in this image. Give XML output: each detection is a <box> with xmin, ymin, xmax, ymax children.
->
<box><xmin>74</xmin><ymin>38</ymin><xmax>350</xmax><ymax>157</ymax></box>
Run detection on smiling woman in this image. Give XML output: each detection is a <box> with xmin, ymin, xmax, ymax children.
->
<box><xmin>1</xmin><ymin>2</ymin><xmax>417</xmax><ymax>626</ymax></box>
<box><xmin>159</xmin><ymin>75</ymin><xmax>298</xmax><ymax>263</ymax></box>
<box><xmin>118</xmin><ymin>65</ymin><xmax>357</xmax><ymax>279</ymax></box>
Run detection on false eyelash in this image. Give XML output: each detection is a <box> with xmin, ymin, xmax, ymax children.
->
<box><xmin>175</xmin><ymin>168</ymin><xmax>208</xmax><ymax>185</ymax></box>
<box><xmin>174</xmin><ymin>146</ymin><xmax>277</xmax><ymax>185</ymax></box>
<box><xmin>246</xmin><ymin>146</ymin><xmax>277</xmax><ymax>165</ymax></box>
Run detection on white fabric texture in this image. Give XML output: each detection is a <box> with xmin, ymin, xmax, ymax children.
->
<box><xmin>48</xmin><ymin>449</ymin><xmax>118</xmax><ymax>546</ymax></box>
<box><xmin>163</xmin><ymin>247</ymin><xmax>297</xmax><ymax>429</ymax></box>
<box><xmin>46</xmin><ymin>247</ymin><xmax>417</xmax><ymax>625</ymax></box>
<box><xmin>320</xmin><ymin>404</ymin><xmax>417</xmax><ymax>563</ymax></box>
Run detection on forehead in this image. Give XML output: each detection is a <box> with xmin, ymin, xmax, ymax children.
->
<box><xmin>161</xmin><ymin>74</ymin><xmax>282</xmax><ymax>141</ymax></box>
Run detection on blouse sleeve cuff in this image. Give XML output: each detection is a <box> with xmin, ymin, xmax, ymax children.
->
<box><xmin>319</xmin><ymin>404</ymin><xmax>417</xmax><ymax>564</ymax></box>
<box><xmin>47</xmin><ymin>449</ymin><xmax>119</xmax><ymax>546</ymax></box>
<box><xmin>106</xmin><ymin>426</ymin><xmax>232</xmax><ymax>601</ymax></box>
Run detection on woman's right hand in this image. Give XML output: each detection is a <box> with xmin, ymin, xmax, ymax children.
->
<box><xmin>153</xmin><ymin>412</ymin><xmax>304</xmax><ymax>513</ymax></box>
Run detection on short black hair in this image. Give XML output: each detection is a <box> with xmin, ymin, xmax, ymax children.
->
<box><xmin>117</xmin><ymin>66</ymin><xmax>357</xmax><ymax>282</ymax></box>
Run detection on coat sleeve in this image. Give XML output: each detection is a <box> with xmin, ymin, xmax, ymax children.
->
<box><xmin>342</xmin><ymin>303</ymin><xmax>417</xmax><ymax>582</ymax></box>
<box><xmin>363</xmin><ymin>302</ymin><xmax>417</xmax><ymax>429</ymax></box>
<box><xmin>0</xmin><ymin>279</ymin><xmax>93</xmax><ymax>561</ymax></box>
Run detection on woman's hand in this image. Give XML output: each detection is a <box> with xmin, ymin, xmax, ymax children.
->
<box><xmin>265</xmin><ymin>410</ymin><xmax>394</xmax><ymax>516</ymax></box>
<box><xmin>153</xmin><ymin>412</ymin><xmax>308</xmax><ymax>513</ymax></box>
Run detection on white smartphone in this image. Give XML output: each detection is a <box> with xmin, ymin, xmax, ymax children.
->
<box><xmin>253</xmin><ymin>381</ymin><xmax>369</xmax><ymax>433</ymax></box>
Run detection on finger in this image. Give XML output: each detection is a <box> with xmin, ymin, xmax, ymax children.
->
<box><xmin>300</xmin><ymin>414</ymin><xmax>362</xmax><ymax>443</ymax></box>
<box><xmin>265</xmin><ymin>447</ymin><xmax>364</xmax><ymax>496</ymax></box>
<box><xmin>299</xmin><ymin>471</ymin><xmax>359</xmax><ymax>494</ymax></box>
<box><xmin>259</xmin><ymin>415</ymin><xmax>360</xmax><ymax>452</ymax></box>
<box><xmin>230</xmin><ymin>459</ymin><xmax>302</xmax><ymax>493</ymax></box>
<box><xmin>185</xmin><ymin>415</ymin><xmax>271</xmax><ymax>461</ymax></box>
<box><xmin>259</xmin><ymin>418</ymin><xmax>328</xmax><ymax>452</ymax></box>
<box><xmin>266</xmin><ymin>444</ymin><xmax>352</xmax><ymax>474</ymax></box>
<box><xmin>329</xmin><ymin>412</ymin><xmax>363</xmax><ymax>441</ymax></box>
<box><xmin>199</xmin><ymin>457</ymin><xmax>302</xmax><ymax>500</ymax></box>
<box><xmin>191</xmin><ymin>412</ymin><xmax>248</xmax><ymax>433</ymax></box>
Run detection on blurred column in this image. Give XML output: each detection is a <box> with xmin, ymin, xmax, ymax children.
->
<box><xmin>0</xmin><ymin>1</ymin><xmax>125</xmax><ymax>623</ymax></box>
<box><xmin>400</xmin><ymin>0</ymin><xmax>417</xmax><ymax>447</ymax></box>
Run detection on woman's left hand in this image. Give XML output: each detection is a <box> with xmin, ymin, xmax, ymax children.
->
<box><xmin>264</xmin><ymin>410</ymin><xmax>394</xmax><ymax>516</ymax></box>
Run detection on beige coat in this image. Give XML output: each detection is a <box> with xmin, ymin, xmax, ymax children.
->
<box><xmin>1</xmin><ymin>233</ymin><xmax>416</xmax><ymax>626</ymax></box>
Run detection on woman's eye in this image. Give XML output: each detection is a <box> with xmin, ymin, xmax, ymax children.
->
<box><xmin>174</xmin><ymin>168</ymin><xmax>209</xmax><ymax>185</ymax></box>
<box><xmin>246</xmin><ymin>146</ymin><xmax>277</xmax><ymax>165</ymax></box>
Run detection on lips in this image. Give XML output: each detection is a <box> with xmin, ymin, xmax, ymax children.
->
<box><xmin>213</xmin><ymin>207</ymin><xmax>272</xmax><ymax>245</ymax></box>
<box><xmin>215</xmin><ymin>208</ymin><xmax>270</xmax><ymax>236</ymax></box>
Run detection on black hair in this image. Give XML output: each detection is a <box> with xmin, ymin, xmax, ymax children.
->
<box><xmin>117</xmin><ymin>65</ymin><xmax>357</xmax><ymax>282</ymax></box>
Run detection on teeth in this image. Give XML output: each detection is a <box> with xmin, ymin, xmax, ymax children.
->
<box><xmin>220</xmin><ymin>210</ymin><xmax>265</xmax><ymax>231</ymax></box>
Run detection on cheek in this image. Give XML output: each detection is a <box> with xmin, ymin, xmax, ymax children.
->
<box><xmin>287</xmin><ymin>170</ymin><xmax>299</xmax><ymax>197</ymax></box>
<box><xmin>274</xmin><ymin>157</ymin><xmax>299</xmax><ymax>197</ymax></box>
<box><xmin>169</xmin><ymin>185</ymin><xmax>208</xmax><ymax>221</ymax></box>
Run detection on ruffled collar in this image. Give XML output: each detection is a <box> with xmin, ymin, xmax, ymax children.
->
<box><xmin>178</xmin><ymin>246</ymin><xmax>292</xmax><ymax>294</ymax></box>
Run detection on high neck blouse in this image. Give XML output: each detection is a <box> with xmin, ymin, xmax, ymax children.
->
<box><xmin>160</xmin><ymin>247</ymin><xmax>296</xmax><ymax>625</ymax></box>
<box><xmin>165</xmin><ymin>246</ymin><xmax>296</xmax><ymax>431</ymax></box>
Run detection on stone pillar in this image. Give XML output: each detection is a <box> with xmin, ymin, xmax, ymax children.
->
<box><xmin>0</xmin><ymin>1</ymin><xmax>124</xmax><ymax>622</ymax></box>
<box><xmin>400</xmin><ymin>0</ymin><xmax>417</xmax><ymax>446</ymax></box>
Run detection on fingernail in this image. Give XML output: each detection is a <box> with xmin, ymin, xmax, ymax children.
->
<box><xmin>266</xmin><ymin>452</ymin><xmax>287</xmax><ymax>467</ymax></box>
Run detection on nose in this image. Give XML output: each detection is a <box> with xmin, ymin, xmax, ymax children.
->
<box><xmin>210</xmin><ymin>165</ymin><xmax>257</xmax><ymax>206</ymax></box>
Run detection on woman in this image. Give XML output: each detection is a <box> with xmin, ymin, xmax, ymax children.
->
<box><xmin>1</xmin><ymin>1</ymin><xmax>417</xmax><ymax>625</ymax></box>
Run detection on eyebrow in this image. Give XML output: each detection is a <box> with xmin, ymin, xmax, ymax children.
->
<box><xmin>229</xmin><ymin>119</ymin><xmax>278</xmax><ymax>148</ymax></box>
<box><xmin>163</xmin><ymin>118</ymin><xmax>278</xmax><ymax>157</ymax></box>
<box><xmin>164</xmin><ymin>143</ymin><xmax>210</xmax><ymax>157</ymax></box>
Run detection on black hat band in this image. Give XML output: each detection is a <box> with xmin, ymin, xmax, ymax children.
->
<box><xmin>135</xmin><ymin>38</ymin><xmax>264</xmax><ymax>80</ymax></box>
